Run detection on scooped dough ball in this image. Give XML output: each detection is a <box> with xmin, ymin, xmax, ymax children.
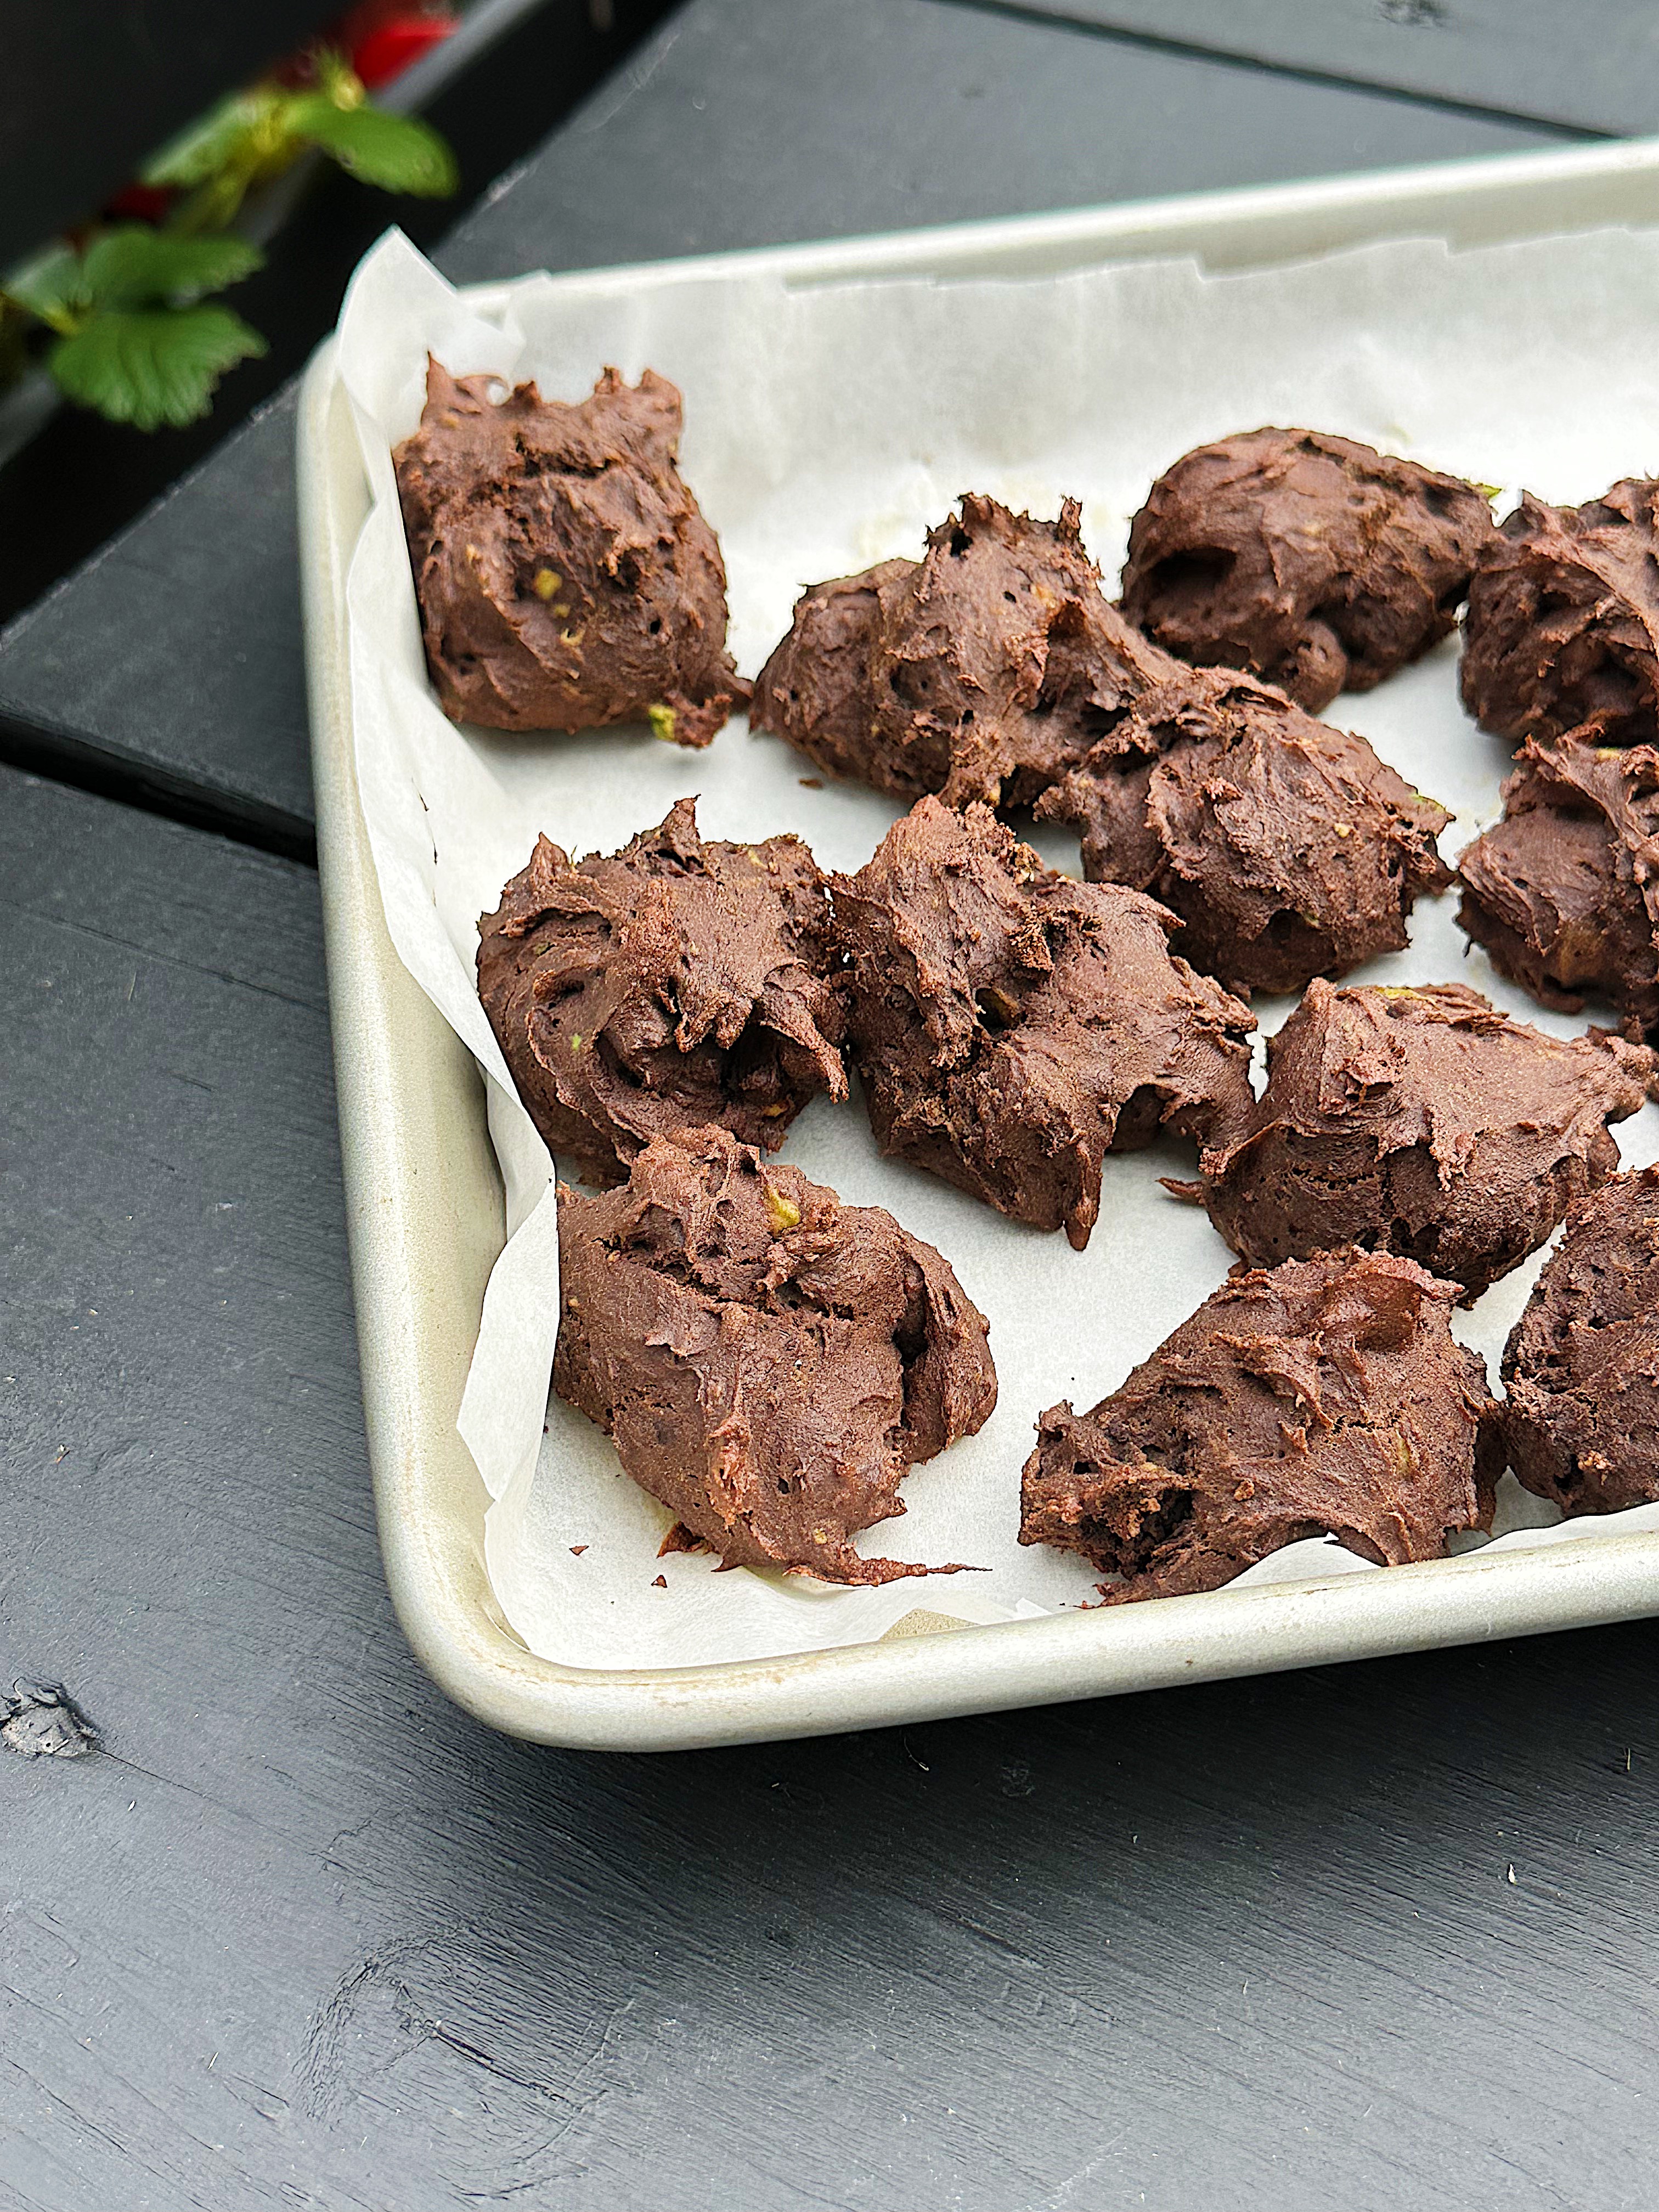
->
<box><xmin>1120</xmin><ymin>427</ymin><xmax>1497</xmax><ymax>712</ymax></box>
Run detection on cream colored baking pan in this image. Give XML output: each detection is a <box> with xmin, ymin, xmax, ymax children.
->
<box><xmin>300</xmin><ymin>138</ymin><xmax>1659</xmax><ymax>1751</ymax></box>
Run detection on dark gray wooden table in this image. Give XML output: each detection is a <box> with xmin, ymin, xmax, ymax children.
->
<box><xmin>5</xmin><ymin>6</ymin><xmax>1657</xmax><ymax>2206</ymax></box>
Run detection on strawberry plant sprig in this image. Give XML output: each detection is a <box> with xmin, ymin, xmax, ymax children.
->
<box><xmin>141</xmin><ymin>47</ymin><xmax>458</xmax><ymax>234</ymax></box>
<box><xmin>4</xmin><ymin>230</ymin><xmax>268</xmax><ymax>431</ymax></box>
<box><xmin>0</xmin><ymin>47</ymin><xmax>456</xmax><ymax>431</ymax></box>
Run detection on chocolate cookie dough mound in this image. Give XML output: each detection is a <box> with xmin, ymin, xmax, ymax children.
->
<box><xmin>1020</xmin><ymin>1249</ymin><xmax>1499</xmax><ymax>1601</ymax></box>
<box><xmin>1502</xmin><ymin>1166</ymin><xmax>1659</xmax><ymax>1514</ymax></box>
<box><xmin>831</xmin><ymin>796</ymin><xmax>1256</xmax><ymax>1250</ymax></box>
<box><xmin>1036</xmin><ymin>667</ymin><xmax>1452</xmax><ymax>994</ymax></box>
<box><xmin>1457</xmin><ymin>737</ymin><xmax>1659</xmax><ymax>1040</ymax></box>
<box><xmin>554</xmin><ymin>1126</ymin><xmax>998</xmax><ymax>1583</ymax></box>
<box><xmin>746</xmin><ymin>559</ymin><xmax>919</xmax><ymax>788</ymax></box>
<box><xmin>1192</xmin><ymin>979</ymin><xmax>1650</xmax><ymax>1302</ymax></box>
<box><xmin>1120</xmin><ymin>428</ymin><xmax>1496</xmax><ymax>712</ymax></box>
<box><xmin>394</xmin><ymin>359</ymin><xmax>743</xmax><ymax>743</ymax></box>
<box><xmin>751</xmin><ymin>494</ymin><xmax>1182</xmax><ymax>808</ymax></box>
<box><xmin>477</xmin><ymin>798</ymin><xmax>845</xmax><ymax>1181</ymax></box>
<box><xmin>1461</xmin><ymin>480</ymin><xmax>1659</xmax><ymax>747</ymax></box>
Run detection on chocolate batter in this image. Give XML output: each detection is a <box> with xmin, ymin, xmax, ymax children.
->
<box><xmin>1460</xmin><ymin>479</ymin><xmax>1659</xmax><ymax>747</ymax></box>
<box><xmin>1119</xmin><ymin>428</ymin><xmax>1496</xmax><ymax>712</ymax></box>
<box><xmin>394</xmin><ymin>359</ymin><xmax>743</xmax><ymax>743</ymax></box>
<box><xmin>1503</xmin><ymin>1165</ymin><xmax>1659</xmax><ymax>1514</ymax></box>
<box><xmin>1188</xmin><ymin>979</ymin><xmax>1650</xmax><ymax>1302</ymax></box>
<box><xmin>746</xmin><ymin>558</ymin><xmax>918</xmax><ymax>789</ymax></box>
<box><xmin>750</xmin><ymin>494</ymin><xmax>1182</xmax><ymax>808</ymax></box>
<box><xmin>1457</xmin><ymin>737</ymin><xmax>1659</xmax><ymax>1040</ymax></box>
<box><xmin>1019</xmin><ymin>1248</ymin><xmax>1500</xmax><ymax>1600</ymax></box>
<box><xmin>553</xmin><ymin>1126</ymin><xmax>998</xmax><ymax>1583</ymax></box>
<box><xmin>1036</xmin><ymin>667</ymin><xmax>1453</xmax><ymax>994</ymax></box>
<box><xmin>477</xmin><ymin>798</ymin><xmax>845</xmax><ymax>1182</ymax></box>
<box><xmin>830</xmin><ymin>796</ymin><xmax>1256</xmax><ymax>1250</ymax></box>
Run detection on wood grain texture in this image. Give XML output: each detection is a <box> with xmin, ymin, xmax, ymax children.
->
<box><xmin>437</xmin><ymin>0</ymin><xmax>1551</xmax><ymax>281</ymax></box>
<box><xmin>993</xmin><ymin>0</ymin><xmax>1659</xmax><ymax>136</ymax></box>
<box><xmin>0</xmin><ymin>0</ymin><xmax>1555</xmax><ymax>845</ymax></box>
<box><xmin>8</xmin><ymin>762</ymin><xmax>1659</xmax><ymax>2207</ymax></box>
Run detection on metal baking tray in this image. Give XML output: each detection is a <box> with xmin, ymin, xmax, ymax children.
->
<box><xmin>299</xmin><ymin>138</ymin><xmax>1659</xmax><ymax>1751</ymax></box>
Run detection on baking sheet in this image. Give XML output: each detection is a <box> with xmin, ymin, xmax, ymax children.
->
<box><xmin>337</xmin><ymin>223</ymin><xmax>1659</xmax><ymax>1671</ymax></box>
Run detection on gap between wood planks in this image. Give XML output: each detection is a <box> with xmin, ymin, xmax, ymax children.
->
<box><xmin>0</xmin><ymin>712</ymin><xmax>318</xmax><ymax>867</ymax></box>
<box><xmin>941</xmin><ymin>0</ymin><xmax>1609</xmax><ymax>142</ymax></box>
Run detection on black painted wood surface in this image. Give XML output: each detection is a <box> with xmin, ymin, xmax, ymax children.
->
<box><xmin>0</xmin><ymin>389</ymin><xmax>314</xmax><ymax>857</ymax></box>
<box><xmin>0</xmin><ymin>0</ymin><xmax>1559</xmax><ymax>848</ymax></box>
<box><xmin>1004</xmin><ymin>0</ymin><xmax>1659</xmax><ymax>137</ymax></box>
<box><xmin>9</xmin><ymin>759</ymin><xmax>1659</xmax><ymax>2206</ymax></box>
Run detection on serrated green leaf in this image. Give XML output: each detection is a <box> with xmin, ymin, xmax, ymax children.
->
<box><xmin>287</xmin><ymin>97</ymin><xmax>458</xmax><ymax>196</ymax></box>
<box><xmin>49</xmin><ymin>304</ymin><xmax>267</xmax><ymax>430</ymax></box>
<box><xmin>2</xmin><ymin>243</ymin><xmax>87</xmax><ymax>325</ymax></box>
<box><xmin>141</xmin><ymin>91</ymin><xmax>276</xmax><ymax>187</ymax></box>
<box><xmin>81</xmin><ymin>227</ymin><xmax>264</xmax><ymax>309</ymax></box>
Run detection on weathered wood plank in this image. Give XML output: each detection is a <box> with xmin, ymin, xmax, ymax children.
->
<box><xmin>1001</xmin><ymin>0</ymin><xmax>1659</xmax><ymax>137</ymax></box>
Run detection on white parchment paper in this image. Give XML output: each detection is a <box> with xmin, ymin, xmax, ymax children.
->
<box><xmin>336</xmin><ymin>222</ymin><xmax>1659</xmax><ymax>1669</ymax></box>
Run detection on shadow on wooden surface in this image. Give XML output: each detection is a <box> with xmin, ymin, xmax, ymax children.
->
<box><xmin>0</xmin><ymin>0</ymin><xmax>675</xmax><ymax>629</ymax></box>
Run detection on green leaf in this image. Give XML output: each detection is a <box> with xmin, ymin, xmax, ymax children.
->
<box><xmin>49</xmin><ymin>303</ymin><xmax>267</xmax><ymax>430</ymax></box>
<box><xmin>2</xmin><ymin>243</ymin><xmax>87</xmax><ymax>325</ymax></box>
<box><xmin>141</xmin><ymin>91</ymin><xmax>276</xmax><ymax>187</ymax></box>
<box><xmin>286</xmin><ymin>96</ymin><xmax>458</xmax><ymax>196</ymax></box>
<box><xmin>81</xmin><ymin>227</ymin><xmax>264</xmax><ymax>309</ymax></box>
